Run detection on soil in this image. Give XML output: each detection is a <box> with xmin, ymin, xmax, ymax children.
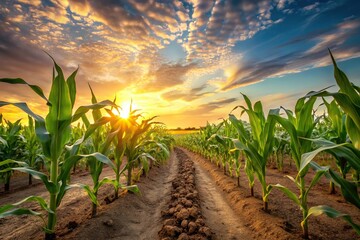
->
<box><xmin>159</xmin><ymin>147</ymin><xmax>213</xmax><ymax>240</ymax></box>
<box><xmin>0</xmin><ymin>147</ymin><xmax>359</xmax><ymax>240</ymax></box>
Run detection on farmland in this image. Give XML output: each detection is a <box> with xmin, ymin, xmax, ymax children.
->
<box><xmin>0</xmin><ymin>52</ymin><xmax>359</xmax><ymax>240</ymax></box>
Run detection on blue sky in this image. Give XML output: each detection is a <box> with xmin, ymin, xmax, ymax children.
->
<box><xmin>0</xmin><ymin>0</ymin><xmax>359</xmax><ymax>128</ymax></box>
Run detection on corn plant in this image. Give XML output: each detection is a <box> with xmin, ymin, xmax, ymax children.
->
<box><xmin>69</xmin><ymin>122</ymin><xmax>86</xmax><ymax>173</ymax></box>
<box><xmin>272</xmin><ymin>125</ymin><xmax>289</xmax><ymax>172</ymax></box>
<box><xmin>145</xmin><ymin>126</ymin><xmax>174</xmax><ymax>167</ymax></box>
<box><xmin>79</xmin><ymin>84</ymin><xmax>119</xmax><ymax>217</ymax></box>
<box><xmin>209</xmin><ymin>120</ymin><xmax>234</xmax><ymax>175</ymax></box>
<box><xmin>230</xmin><ymin>94</ymin><xmax>279</xmax><ymax>211</ymax></box>
<box><xmin>23</xmin><ymin>116</ymin><xmax>42</xmax><ymax>185</ymax></box>
<box><xmin>104</xmin><ymin>103</ymin><xmax>160</xmax><ymax>198</ymax></box>
<box><xmin>304</xmin><ymin>50</ymin><xmax>360</xmax><ymax>208</ymax></box>
<box><xmin>228</xmin><ymin>114</ymin><xmax>255</xmax><ymax>194</ymax></box>
<box><xmin>268</xmin><ymin>95</ymin><xmax>334</xmax><ymax>238</ymax></box>
<box><xmin>0</xmin><ymin>56</ymin><xmax>117</xmax><ymax>239</ymax></box>
<box><xmin>269</xmin><ymin>93</ymin><xmax>359</xmax><ymax>237</ymax></box>
<box><xmin>106</xmin><ymin>106</ymin><xmax>135</xmax><ymax>198</ymax></box>
<box><xmin>0</xmin><ymin>118</ymin><xmax>26</xmax><ymax>192</ymax></box>
<box><xmin>321</xmin><ymin>98</ymin><xmax>349</xmax><ymax>193</ymax></box>
<box><xmin>124</xmin><ymin>115</ymin><xmax>159</xmax><ymax>186</ymax></box>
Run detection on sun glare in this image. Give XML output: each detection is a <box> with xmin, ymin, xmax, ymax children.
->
<box><xmin>120</xmin><ymin>107</ymin><xmax>130</xmax><ymax>119</ymax></box>
<box><xmin>112</xmin><ymin>101</ymin><xmax>137</xmax><ymax>119</ymax></box>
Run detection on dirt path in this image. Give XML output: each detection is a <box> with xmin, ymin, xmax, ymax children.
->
<box><xmin>193</xmin><ymin>159</ymin><xmax>252</xmax><ymax>240</ymax></box>
<box><xmin>69</xmin><ymin>150</ymin><xmax>179</xmax><ymax>240</ymax></box>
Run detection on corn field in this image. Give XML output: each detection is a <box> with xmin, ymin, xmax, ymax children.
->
<box><xmin>176</xmin><ymin>51</ymin><xmax>360</xmax><ymax>238</ymax></box>
<box><xmin>0</xmin><ymin>57</ymin><xmax>174</xmax><ymax>239</ymax></box>
<box><xmin>0</xmin><ymin>52</ymin><xmax>359</xmax><ymax>240</ymax></box>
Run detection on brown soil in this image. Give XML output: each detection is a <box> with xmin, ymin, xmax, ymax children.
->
<box><xmin>0</xmin><ymin>147</ymin><xmax>359</xmax><ymax>240</ymax></box>
<box><xmin>180</xmin><ymin>147</ymin><xmax>360</xmax><ymax>240</ymax></box>
<box><xmin>159</xmin><ymin>147</ymin><xmax>213</xmax><ymax>240</ymax></box>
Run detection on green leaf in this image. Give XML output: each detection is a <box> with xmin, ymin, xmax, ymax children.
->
<box><xmin>0</xmin><ymin>208</ymin><xmax>41</xmax><ymax>218</ymax></box>
<box><xmin>329</xmin><ymin>169</ymin><xmax>360</xmax><ymax>209</ymax></box>
<box><xmin>304</xmin><ymin>168</ymin><xmax>328</xmax><ymax>198</ymax></box>
<box><xmin>305</xmin><ymin>138</ymin><xmax>360</xmax><ymax>171</ymax></box>
<box><xmin>12</xmin><ymin>167</ymin><xmax>57</xmax><ymax>194</ymax></box>
<box><xmin>66</xmin><ymin>68</ymin><xmax>78</xmax><ymax>108</ymax></box>
<box><xmin>0</xmin><ymin>101</ymin><xmax>44</xmax><ymax>123</ymax></box>
<box><xmin>2</xmin><ymin>196</ymin><xmax>52</xmax><ymax>214</ymax></box>
<box><xmin>72</xmin><ymin>100</ymin><xmax>118</xmax><ymax>122</ymax></box>
<box><xmin>307</xmin><ymin>91</ymin><xmax>360</xmax><ymax>131</ymax></box>
<box><xmin>0</xmin><ymin>159</ymin><xmax>27</xmax><ymax>168</ymax></box>
<box><xmin>0</xmin><ymin>78</ymin><xmax>50</xmax><ymax>105</ymax></box>
<box><xmin>57</xmin><ymin>152</ymin><xmax>115</xmax><ymax>206</ymax></box>
<box><xmin>88</xmin><ymin>83</ymin><xmax>102</xmax><ymax>121</ymax></box>
<box><xmin>45</xmin><ymin>59</ymin><xmax>73</xmax><ymax>159</ymax></box>
<box><xmin>346</xmin><ymin>116</ymin><xmax>360</xmax><ymax>149</ymax></box>
<box><xmin>123</xmin><ymin>184</ymin><xmax>140</xmax><ymax>195</ymax></box>
<box><xmin>65</xmin><ymin>184</ymin><xmax>99</xmax><ymax>206</ymax></box>
<box><xmin>303</xmin><ymin>205</ymin><xmax>360</xmax><ymax>234</ymax></box>
<box><xmin>0</xmin><ymin>136</ymin><xmax>7</xmax><ymax>146</ymax></box>
<box><xmin>97</xmin><ymin>177</ymin><xmax>117</xmax><ymax>192</ymax></box>
<box><xmin>272</xmin><ymin>184</ymin><xmax>300</xmax><ymax>205</ymax></box>
<box><xmin>329</xmin><ymin>50</ymin><xmax>360</xmax><ymax>108</ymax></box>
<box><xmin>300</xmin><ymin>140</ymin><xmax>346</xmax><ymax>175</ymax></box>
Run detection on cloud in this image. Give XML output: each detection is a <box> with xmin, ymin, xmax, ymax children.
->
<box><xmin>179</xmin><ymin>97</ymin><xmax>238</xmax><ymax>116</ymax></box>
<box><xmin>302</xmin><ymin>2</ymin><xmax>320</xmax><ymax>12</ymax></box>
<box><xmin>221</xmin><ymin>18</ymin><xmax>360</xmax><ymax>91</ymax></box>
<box><xmin>161</xmin><ymin>83</ymin><xmax>212</xmax><ymax>102</ymax></box>
<box><xmin>17</xmin><ymin>0</ymin><xmax>42</xmax><ymax>6</ymax></box>
<box><xmin>136</xmin><ymin>62</ymin><xmax>197</xmax><ymax>93</ymax></box>
<box><xmin>184</xmin><ymin>0</ymin><xmax>284</xmax><ymax>65</ymax></box>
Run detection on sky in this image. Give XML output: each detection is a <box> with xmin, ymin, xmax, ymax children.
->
<box><xmin>0</xmin><ymin>0</ymin><xmax>360</xmax><ymax>129</ymax></box>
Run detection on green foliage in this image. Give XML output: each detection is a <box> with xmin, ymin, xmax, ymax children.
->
<box><xmin>0</xmin><ymin>56</ymin><xmax>115</xmax><ymax>238</ymax></box>
<box><xmin>176</xmin><ymin>51</ymin><xmax>360</xmax><ymax>238</ymax></box>
<box><xmin>231</xmin><ymin>94</ymin><xmax>279</xmax><ymax>211</ymax></box>
<box><xmin>0</xmin><ymin>118</ymin><xmax>26</xmax><ymax>191</ymax></box>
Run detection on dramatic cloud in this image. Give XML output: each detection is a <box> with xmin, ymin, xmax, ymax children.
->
<box><xmin>161</xmin><ymin>83</ymin><xmax>212</xmax><ymax>102</ymax></box>
<box><xmin>174</xmin><ymin>97</ymin><xmax>238</xmax><ymax>116</ymax></box>
<box><xmin>0</xmin><ymin>0</ymin><xmax>359</xmax><ymax>128</ymax></box>
<box><xmin>221</xmin><ymin>18</ymin><xmax>360</xmax><ymax>90</ymax></box>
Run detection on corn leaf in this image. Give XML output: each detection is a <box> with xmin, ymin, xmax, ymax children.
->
<box><xmin>300</xmin><ymin>141</ymin><xmax>346</xmax><ymax>175</ymax></box>
<box><xmin>45</xmin><ymin>59</ymin><xmax>72</xmax><ymax>160</ymax></box>
<box><xmin>303</xmin><ymin>205</ymin><xmax>360</xmax><ymax>234</ymax></box>
<box><xmin>305</xmin><ymin>138</ymin><xmax>360</xmax><ymax>171</ymax></box>
<box><xmin>72</xmin><ymin>100</ymin><xmax>118</xmax><ymax>122</ymax></box>
<box><xmin>0</xmin><ymin>78</ymin><xmax>50</xmax><ymax>105</ymax></box>
<box><xmin>97</xmin><ymin>177</ymin><xmax>117</xmax><ymax>191</ymax></box>
<box><xmin>329</xmin><ymin>169</ymin><xmax>360</xmax><ymax>209</ymax></box>
<box><xmin>0</xmin><ymin>208</ymin><xmax>42</xmax><ymax>218</ymax></box>
<box><xmin>65</xmin><ymin>183</ymin><xmax>99</xmax><ymax>206</ymax></box>
<box><xmin>346</xmin><ymin>116</ymin><xmax>360</xmax><ymax>149</ymax></box>
<box><xmin>88</xmin><ymin>83</ymin><xmax>102</xmax><ymax>121</ymax></box>
<box><xmin>304</xmin><ymin>167</ymin><xmax>329</xmax><ymax>198</ymax></box>
<box><xmin>1</xmin><ymin>196</ymin><xmax>52</xmax><ymax>214</ymax></box>
<box><xmin>329</xmin><ymin>49</ymin><xmax>360</xmax><ymax>107</ymax></box>
<box><xmin>272</xmin><ymin>184</ymin><xmax>300</xmax><ymax>205</ymax></box>
<box><xmin>66</xmin><ymin>68</ymin><xmax>78</xmax><ymax>108</ymax></box>
<box><xmin>0</xmin><ymin>136</ymin><xmax>6</xmax><ymax>146</ymax></box>
<box><xmin>12</xmin><ymin>167</ymin><xmax>57</xmax><ymax>194</ymax></box>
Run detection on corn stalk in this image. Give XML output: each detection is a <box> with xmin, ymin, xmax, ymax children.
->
<box><xmin>0</xmin><ymin>56</ymin><xmax>116</xmax><ymax>239</ymax></box>
<box><xmin>230</xmin><ymin>94</ymin><xmax>279</xmax><ymax>211</ymax></box>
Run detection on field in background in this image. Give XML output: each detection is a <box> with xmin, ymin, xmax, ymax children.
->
<box><xmin>168</xmin><ymin>129</ymin><xmax>199</xmax><ymax>135</ymax></box>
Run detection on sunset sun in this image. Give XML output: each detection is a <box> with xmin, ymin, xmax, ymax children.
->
<box><xmin>113</xmin><ymin>101</ymin><xmax>137</xmax><ymax>119</ymax></box>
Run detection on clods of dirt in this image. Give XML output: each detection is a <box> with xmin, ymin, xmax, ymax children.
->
<box><xmin>159</xmin><ymin>148</ymin><xmax>213</xmax><ymax>240</ymax></box>
<box><xmin>66</xmin><ymin>221</ymin><xmax>78</xmax><ymax>231</ymax></box>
